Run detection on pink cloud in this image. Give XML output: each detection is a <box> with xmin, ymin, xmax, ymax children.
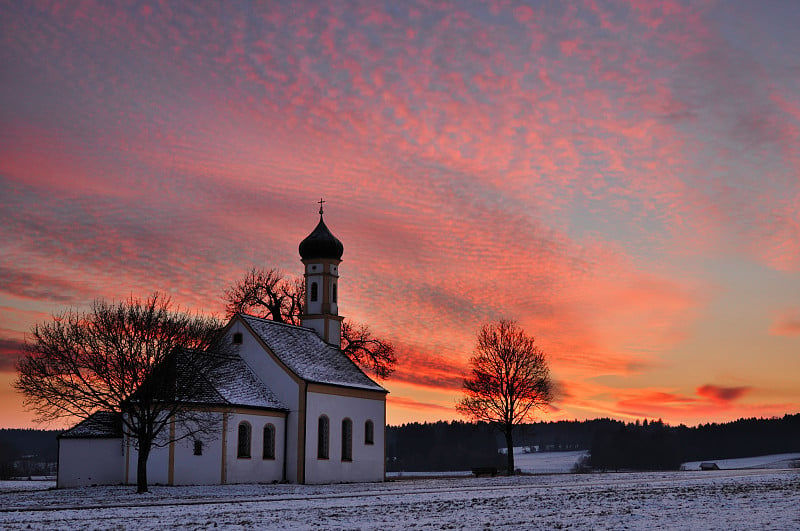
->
<box><xmin>696</xmin><ymin>385</ymin><xmax>752</xmax><ymax>403</ymax></box>
<box><xmin>769</xmin><ymin>309</ymin><xmax>800</xmax><ymax>336</ymax></box>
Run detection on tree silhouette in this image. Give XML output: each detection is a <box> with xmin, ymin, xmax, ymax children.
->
<box><xmin>15</xmin><ymin>293</ymin><xmax>229</xmax><ymax>493</ymax></box>
<box><xmin>457</xmin><ymin>320</ymin><xmax>553</xmax><ymax>474</ymax></box>
<box><xmin>224</xmin><ymin>268</ymin><xmax>396</xmax><ymax>378</ymax></box>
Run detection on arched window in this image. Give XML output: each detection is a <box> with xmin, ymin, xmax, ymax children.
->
<box><xmin>341</xmin><ymin>418</ymin><xmax>353</xmax><ymax>461</ymax></box>
<box><xmin>332</xmin><ymin>282</ymin><xmax>337</xmax><ymax>303</ymax></box>
<box><xmin>310</xmin><ymin>282</ymin><xmax>318</xmax><ymax>302</ymax></box>
<box><xmin>317</xmin><ymin>415</ymin><xmax>329</xmax><ymax>459</ymax></box>
<box><xmin>237</xmin><ymin>421</ymin><xmax>251</xmax><ymax>458</ymax></box>
<box><xmin>263</xmin><ymin>423</ymin><xmax>276</xmax><ymax>460</ymax></box>
<box><xmin>364</xmin><ymin>420</ymin><xmax>374</xmax><ymax>445</ymax></box>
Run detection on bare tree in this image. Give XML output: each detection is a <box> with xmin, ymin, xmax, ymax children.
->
<box><xmin>224</xmin><ymin>268</ymin><xmax>396</xmax><ymax>378</ymax></box>
<box><xmin>15</xmin><ymin>293</ymin><xmax>229</xmax><ymax>493</ymax></box>
<box><xmin>341</xmin><ymin>321</ymin><xmax>397</xmax><ymax>379</ymax></box>
<box><xmin>456</xmin><ymin>320</ymin><xmax>553</xmax><ymax>475</ymax></box>
<box><xmin>223</xmin><ymin>268</ymin><xmax>304</xmax><ymax>325</ymax></box>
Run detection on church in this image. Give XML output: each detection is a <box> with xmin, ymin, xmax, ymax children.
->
<box><xmin>57</xmin><ymin>209</ymin><xmax>388</xmax><ymax>487</ymax></box>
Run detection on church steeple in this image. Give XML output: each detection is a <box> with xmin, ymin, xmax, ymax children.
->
<box><xmin>299</xmin><ymin>199</ymin><xmax>343</xmax><ymax>347</ymax></box>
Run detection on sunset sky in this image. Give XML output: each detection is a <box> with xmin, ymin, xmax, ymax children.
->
<box><xmin>2</xmin><ymin>1</ymin><xmax>799</xmax><ymax>430</ymax></box>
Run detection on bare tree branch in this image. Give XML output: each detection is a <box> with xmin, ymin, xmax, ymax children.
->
<box><xmin>225</xmin><ymin>268</ymin><xmax>396</xmax><ymax>379</ymax></box>
<box><xmin>223</xmin><ymin>268</ymin><xmax>303</xmax><ymax>325</ymax></box>
<box><xmin>456</xmin><ymin>320</ymin><xmax>553</xmax><ymax>475</ymax></box>
<box><xmin>15</xmin><ymin>293</ymin><xmax>229</xmax><ymax>493</ymax></box>
<box><xmin>341</xmin><ymin>321</ymin><xmax>397</xmax><ymax>379</ymax></box>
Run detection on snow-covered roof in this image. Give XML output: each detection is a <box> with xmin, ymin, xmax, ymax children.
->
<box><xmin>200</xmin><ymin>353</ymin><xmax>288</xmax><ymax>411</ymax></box>
<box><xmin>239</xmin><ymin>314</ymin><xmax>387</xmax><ymax>393</ymax></box>
<box><xmin>59</xmin><ymin>411</ymin><xmax>122</xmax><ymax>439</ymax></box>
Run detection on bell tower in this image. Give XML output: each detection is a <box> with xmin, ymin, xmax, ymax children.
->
<box><xmin>298</xmin><ymin>199</ymin><xmax>344</xmax><ymax>347</ymax></box>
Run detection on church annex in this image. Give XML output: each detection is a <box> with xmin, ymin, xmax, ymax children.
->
<box><xmin>57</xmin><ymin>209</ymin><xmax>388</xmax><ymax>487</ymax></box>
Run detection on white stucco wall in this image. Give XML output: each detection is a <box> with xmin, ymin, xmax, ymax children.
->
<box><xmin>224</xmin><ymin>412</ymin><xmax>286</xmax><ymax>484</ymax></box>
<box><xmin>228</xmin><ymin>320</ymin><xmax>302</xmax><ymax>482</ymax></box>
<box><xmin>57</xmin><ymin>438</ymin><xmax>124</xmax><ymax>488</ymax></box>
<box><xmin>304</xmin><ymin>390</ymin><xmax>385</xmax><ymax>484</ymax></box>
<box><xmin>126</xmin><ymin>433</ymin><xmax>171</xmax><ymax>486</ymax></box>
<box><xmin>171</xmin><ymin>413</ymin><xmax>225</xmax><ymax>485</ymax></box>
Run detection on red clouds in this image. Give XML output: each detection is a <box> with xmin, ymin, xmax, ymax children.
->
<box><xmin>1</xmin><ymin>1</ymin><xmax>800</xmax><ymax>427</ymax></box>
<box><xmin>696</xmin><ymin>385</ymin><xmax>751</xmax><ymax>403</ymax></box>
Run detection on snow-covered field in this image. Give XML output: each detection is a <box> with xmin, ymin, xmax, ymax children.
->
<box><xmin>515</xmin><ymin>449</ymin><xmax>588</xmax><ymax>473</ymax></box>
<box><xmin>2</xmin><ymin>468</ymin><xmax>798</xmax><ymax>529</ymax></box>
<box><xmin>681</xmin><ymin>452</ymin><xmax>800</xmax><ymax>471</ymax></box>
<box><xmin>387</xmin><ymin>449</ymin><xmax>589</xmax><ymax>478</ymax></box>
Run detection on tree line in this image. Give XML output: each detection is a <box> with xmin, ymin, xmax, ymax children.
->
<box><xmin>0</xmin><ymin>429</ymin><xmax>60</xmax><ymax>479</ymax></box>
<box><xmin>387</xmin><ymin>414</ymin><xmax>800</xmax><ymax>472</ymax></box>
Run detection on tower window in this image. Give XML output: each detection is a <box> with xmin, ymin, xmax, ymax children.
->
<box><xmin>263</xmin><ymin>423</ymin><xmax>276</xmax><ymax>460</ymax></box>
<box><xmin>310</xmin><ymin>282</ymin><xmax>318</xmax><ymax>302</ymax></box>
<box><xmin>332</xmin><ymin>283</ymin><xmax>337</xmax><ymax>303</ymax></box>
<box><xmin>232</xmin><ymin>332</ymin><xmax>243</xmax><ymax>345</ymax></box>
<box><xmin>341</xmin><ymin>418</ymin><xmax>353</xmax><ymax>461</ymax></box>
<box><xmin>237</xmin><ymin>421</ymin><xmax>251</xmax><ymax>458</ymax></box>
<box><xmin>193</xmin><ymin>439</ymin><xmax>203</xmax><ymax>456</ymax></box>
<box><xmin>365</xmin><ymin>420</ymin><xmax>374</xmax><ymax>445</ymax></box>
<box><xmin>317</xmin><ymin>415</ymin><xmax>329</xmax><ymax>459</ymax></box>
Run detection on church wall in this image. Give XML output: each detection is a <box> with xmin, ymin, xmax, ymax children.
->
<box><xmin>228</xmin><ymin>320</ymin><xmax>302</xmax><ymax>482</ymax></box>
<box><xmin>127</xmin><ymin>435</ymin><xmax>171</xmax><ymax>486</ymax></box>
<box><xmin>57</xmin><ymin>438</ymin><xmax>124</xmax><ymax>488</ymax></box>
<box><xmin>304</xmin><ymin>390</ymin><xmax>385</xmax><ymax>484</ymax></box>
<box><xmin>171</xmin><ymin>413</ymin><xmax>225</xmax><ymax>485</ymax></box>
<box><xmin>224</xmin><ymin>411</ymin><xmax>285</xmax><ymax>484</ymax></box>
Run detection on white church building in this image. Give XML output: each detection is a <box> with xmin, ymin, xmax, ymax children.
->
<box><xmin>57</xmin><ymin>210</ymin><xmax>388</xmax><ymax>487</ymax></box>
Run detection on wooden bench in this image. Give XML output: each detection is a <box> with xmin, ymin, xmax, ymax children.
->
<box><xmin>471</xmin><ymin>466</ymin><xmax>498</xmax><ymax>477</ymax></box>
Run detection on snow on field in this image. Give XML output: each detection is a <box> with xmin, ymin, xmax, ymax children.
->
<box><xmin>387</xmin><ymin>450</ymin><xmax>588</xmax><ymax>478</ymax></box>
<box><xmin>2</xmin><ymin>469</ymin><xmax>798</xmax><ymax>530</ymax></box>
<box><xmin>514</xmin><ymin>449</ymin><xmax>588</xmax><ymax>473</ymax></box>
<box><xmin>681</xmin><ymin>452</ymin><xmax>800</xmax><ymax>471</ymax></box>
<box><xmin>0</xmin><ymin>480</ymin><xmax>55</xmax><ymax>494</ymax></box>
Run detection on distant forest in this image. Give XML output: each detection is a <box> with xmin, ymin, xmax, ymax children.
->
<box><xmin>388</xmin><ymin>414</ymin><xmax>800</xmax><ymax>472</ymax></box>
<box><xmin>0</xmin><ymin>429</ymin><xmax>60</xmax><ymax>478</ymax></box>
<box><xmin>2</xmin><ymin>415</ymin><xmax>799</xmax><ymax>478</ymax></box>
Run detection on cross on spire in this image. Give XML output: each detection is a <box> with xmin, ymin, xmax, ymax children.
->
<box><xmin>318</xmin><ymin>197</ymin><xmax>326</xmax><ymax>216</ymax></box>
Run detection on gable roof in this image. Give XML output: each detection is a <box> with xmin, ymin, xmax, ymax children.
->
<box><xmin>59</xmin><ymin>411</ymin><xmax>122</xmax><ymax>439</ymax></box>
<box><xmin>61</xmin><ymin>353</ymin><xmax>287</xmax><ymax>439</ymax></box>
<box><xmin>201</xmin><ymin>353</ymin><xmax>288</xmax><ymax>411</ymax></box>
<box><xmin>238</xmin><ymin>314</ymin><xmax>387</xmax><ymax>393</ymax></box>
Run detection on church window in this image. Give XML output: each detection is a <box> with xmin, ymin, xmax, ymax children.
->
<box><xmin>310</xmin><ymin>282</ymin><xmax>318</xmax><ymax>302</ymax></box>
<box><xmin>332</xmin><ymin>283</ymin><xmax>337</xmax><ymax>303</ymax></box>
<box><xmin>232</xmin><ymin>332</ymin><xmax>243</xmax><ymax>345</ymax></box>
<box><xmin>365</xmin><ymin>420</ymin><xmax>374</xmax><ymax>445</ymax></box>
<box><xmin>341</xmin><ymin>418</ymin><xmax>353</xmax><ymax>462</ymax></box>
<box><xmin>193</xmin><ymin>439</ymin><xmax>203</xmax><ymax>456</ymax></box>
<box><xmin>317</xmin><ymin>415</ymin><xmax>329</xmax><ymax>459</ymax></box>
<box><xmin>263</xmin><ymin>423</ymin><xmax>276</xmax><ymax>460</ymax></box>
<box><xmin>237</xmin><ymin>421</ymin><xmax>251</xmax><ymax>458</ymax></box>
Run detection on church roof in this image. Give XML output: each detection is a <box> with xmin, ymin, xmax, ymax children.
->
<box><xmin>201</xmin><ymin>353</ymin><xmax>288</xmax><ymax>411</ymax></box>
<box><xmin>298</xmin><ymin>214</ymin><xmax>344</xmax><ymax>261</ymax></box>
<box><xmin>59</xmin><ymin>411</ymin><xmax>122</xmax><ymax>439</ymax></box>
<box><xmin>239</xmin><ymin>314</ymin><xmax>387</xmax><ymax>393</ymax></box>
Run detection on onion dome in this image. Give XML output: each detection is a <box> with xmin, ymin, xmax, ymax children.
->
<box><xmin>299</xmin><ymin>206</ymin><xmax>344</xmax><ymax>261</ymax></box>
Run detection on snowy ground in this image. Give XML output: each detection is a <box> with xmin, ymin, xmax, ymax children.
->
<box><xmin>387</xmin><ymin>449</ymin><xmax>589</xmax><ymax>478</ymax></box>
<box><xmin>1</xmin><ymin>468</ymin><xmax>798</xmax><ymax>529</ymax></box>
<box><xmin>681</xmin><ymin>452</ymin><xmax>800</xmax><ymax>471</ymax></box>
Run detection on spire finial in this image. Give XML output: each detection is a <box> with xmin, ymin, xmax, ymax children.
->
<box><xmin>318</xmin><ymin>197</ymin><xmax>326</xmax><ymax>216</ymax></box>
